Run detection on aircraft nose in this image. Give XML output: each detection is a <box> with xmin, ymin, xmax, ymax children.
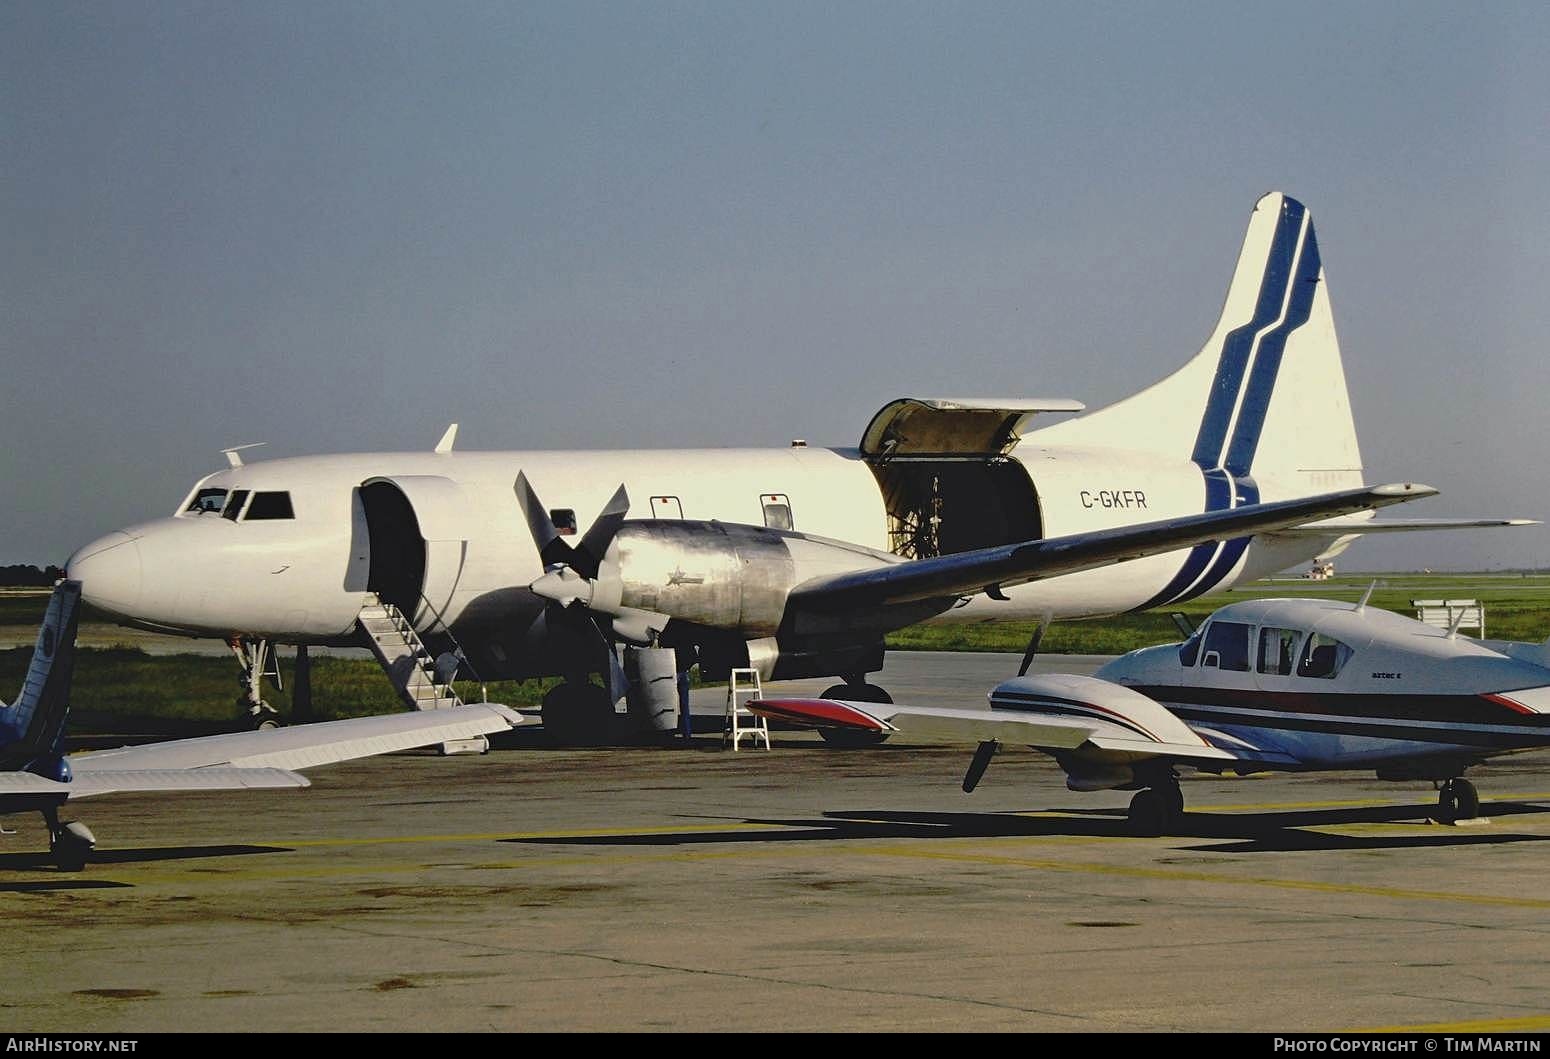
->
<box><xmin>66</xmin><ymin>532</ymin><xmax>143</xmax><ymax>615</ymax></box>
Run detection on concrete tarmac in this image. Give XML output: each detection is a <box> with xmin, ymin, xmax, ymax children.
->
<box><xmin>7</xmin><ymin>653</ymin><xmax>1550</xmax><ymax>1033</ymax></box>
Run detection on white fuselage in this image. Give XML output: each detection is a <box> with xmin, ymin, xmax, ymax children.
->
<box><xmin>1091</xmin><ymin>599</ymin><xmax>1550</xmax><ymax>772</ymax></box>
<box><xmin>67</xmin><ymin>442</ymin><xmax>1341</xmax><ymax>648</ymax></box>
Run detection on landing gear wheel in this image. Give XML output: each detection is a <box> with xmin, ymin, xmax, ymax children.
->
<box><xmin>816</xmin><ymin>683</ymin><xmax>892</xmax><ymax>747</ymax></box>
<box><xmin>47</xmin><ymin>820</ymin><xmax>96</xmax><ymax>872</ymax></box>
<box><xmin>1128</xmin><ymin>788</ymin><xmax>1174</xmax><ymax>837</ymax></box>
<box><xmin>1161</xmin><ymin>779</ymin><xmax>1185</xmax><ymax>820</ymax></box>
<box><xmin>542</xmin><ymin>682</ymin><xmax>615</xmax><ymax>746</ymax></box>
<box><xmin>1437</xmin><ymin>777</ymin><xmax>1480</xmax><ymax>823</ymax></box>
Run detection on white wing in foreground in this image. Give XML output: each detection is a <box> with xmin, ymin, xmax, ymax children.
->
<box><xmin>72</xmin><ymin>703</ymin><xmax>526</xmax><ymax>774</ymax></box>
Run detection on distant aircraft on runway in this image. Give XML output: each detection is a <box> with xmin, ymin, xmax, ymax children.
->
<box><xmin>752</xmin><ymin>595</ymin><xmax>1550</xmax><ymax>834</ymax></box>
<box><xmin>0</xmin><ymin>583</ymin><xmax>527</xmax><ymax>869</ymax></box>
<box><xmin>64</xmin><ymin>193</ymin><xmax>1528</xmax><ymax>740</ymax></box>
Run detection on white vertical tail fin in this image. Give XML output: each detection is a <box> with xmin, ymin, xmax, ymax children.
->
<box><xmin>1030</xmin><ymin>193</ymin><xmax>1366</xmax><ymax>606</ymax></box>
<box><xmin>0</xmin><ymin>581</ymin><xmax>81</xmax><ymax>773</ymax></box>
<box><xmin>1031</xmin><ymin>192</ymin><xmax>1364</xmax><ymax>496</ymax></box>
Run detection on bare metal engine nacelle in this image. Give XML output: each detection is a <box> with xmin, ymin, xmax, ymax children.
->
<box><xmin>530</xmin><ymin>520</ymin><xmax>893</xmax><ymax>642</ymax></box>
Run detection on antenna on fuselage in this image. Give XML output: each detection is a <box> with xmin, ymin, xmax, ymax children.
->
<box><xmin>434</xmin><ymin>423</ymin><xmax>458</xmax><ymax>454</ymax></box>
<box><xmin>220</xmin><ymin>442</ymin><xmax>266</xmax><ymax>468</ymax></box>
<box><xmin>1355</xmin><ymin>579</ymin><xmax>1379</xmax><ymax>614</ymax></box>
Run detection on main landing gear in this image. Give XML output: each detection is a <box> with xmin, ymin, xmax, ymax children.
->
<box><xmin>817</xmin><ymin>681</ymin><xmax>893</xmax><ymax>747</ymax></box>
<box><xmin>1436</xmin><ymin>777</ymin><xmax>1480</xmax><ymax>824</ymax></box>
<box><xmin>541</xmin><ymin>678</ymin><xmax>616</xmax><ymax>746</ymax></box>
<box><xmin>1127</xmin><ymin>775</ymin><xmax>1184</xmax><ymax>837</ymax></box>
<box><xmin>42</xmin><ymin>806</ymin><xmax>96</xmax><ymax>872</ymax></box>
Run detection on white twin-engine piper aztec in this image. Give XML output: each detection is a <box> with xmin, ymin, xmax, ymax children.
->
<box><xmin>64</xmin><ymin>193</ymin><xmax>1525</xmax><ymax>739</ymax></box>
<box><xmin>750</xmin><ymin>594</ymin><xmax>1550</xmax><ymax>835</ymax></box>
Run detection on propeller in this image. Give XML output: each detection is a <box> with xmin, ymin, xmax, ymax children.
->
<box><xmin>514</xmin><ymin>473</ymin><xmax>659</xmax><ymax>652</ymax></box>
<box><xmin>1017</xmin><ymin>614</ymin><xmax>1053</xmax><ymax>677</ymax></box>
<box><xmin>514</xmin><ymin>472</ymin><xmax>629</xmax><ymax>579</ymax></box>
<box><xmin>963</xmin><ymin>740</ymin><xmax>998</xmax><ymax>793</ymax></box>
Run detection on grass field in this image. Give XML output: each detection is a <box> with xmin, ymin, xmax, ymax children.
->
<box><xmin>2</xmin><ymin>573</ymin><xmax>1547</xmax><ymax>730</ymax></box>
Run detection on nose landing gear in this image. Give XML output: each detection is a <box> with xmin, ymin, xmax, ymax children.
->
<box><xmin>228</xmin><ymin>637</ymin><xmax>282</xmax><ymax>730</ymax></box>
<box><xmin>1436</xmin><ymin>777</ymin><xmax>1480</xmax><ymax>823</ymax></box>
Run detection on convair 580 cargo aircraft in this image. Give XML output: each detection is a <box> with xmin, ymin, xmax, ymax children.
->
<box><xmin>64</xmin><ymin>194</ymin><xmax>1520</xmax><ymax>738</ymax></box>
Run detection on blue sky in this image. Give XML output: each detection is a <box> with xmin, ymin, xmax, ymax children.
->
<box><xmin>4</xmin><ymin>2</ymin><xmax>1548</xmax><ymax>569</ymax></box>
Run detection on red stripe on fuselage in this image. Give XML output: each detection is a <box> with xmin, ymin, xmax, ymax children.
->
<box><xmin>1482</xmin><ymin>693</ymin><xmax>1538</xmax><ymax>716</ymax></box>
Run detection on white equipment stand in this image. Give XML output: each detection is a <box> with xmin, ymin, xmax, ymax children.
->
<box><xmin>724</xmin><ymin>668</ymin><xmax>771</xmax><ymax>751</ymax></box>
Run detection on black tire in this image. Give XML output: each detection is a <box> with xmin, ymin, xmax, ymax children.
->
<box><xmin>816</xmin><ymin>683</ymin><xmax>891</xmax><ymax>747</ymax></box>
<box><xmin>542</xmin><ymin>683</ymin><xmax>615</xmax><ymax>746</ymax></box>
<box><xmin>1438</xmin><ymin>778</ymin><xmax>1480</xmax><ymax>823</ymax></box>
<box><xmin>49</xmin><ymin>837</ymin><xmax>89</xmax><ymax>873</ymax></box>
<box><xmin>1128</xmin><ymin>788</ymin><xmax>1169</xmax><ymax>837</ymax></box>
<box><xmin>1161</xmin><ymin>781</ymin><xmax>1185</xmax><ymax>820</ymax></box>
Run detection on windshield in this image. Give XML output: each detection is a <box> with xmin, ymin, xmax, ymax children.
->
<box><xmin>184</xmin><ymin>487</ymin><xmax>228</xmax><ymax>514</ymax></box>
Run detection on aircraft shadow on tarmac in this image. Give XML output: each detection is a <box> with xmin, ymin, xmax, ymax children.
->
<box><xmin>505</xmin><ymin>800</ymin><xmax>1550</xmax><ymax>854</ymax></box>
<box><xmin>0</xmin><ymin>842</ymin><xmax>292</xmax><ymax>878</ymax></box>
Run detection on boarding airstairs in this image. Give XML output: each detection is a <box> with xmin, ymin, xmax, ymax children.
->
<box><xmin>356</xmin><ymin>593</ymin><xmax>489</xmax><ymax>755</ymax></box>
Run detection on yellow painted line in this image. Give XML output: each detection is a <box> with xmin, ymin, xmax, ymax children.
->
<box><xmin>1356</xmin><ymin>1014</ymin><xmax>1550</xmax><ymax>1033</ymax></box>
<box><xmin>854</xmin><ymin>845</ymin><xmax>1550</xmax><ymax>908</ymax></box>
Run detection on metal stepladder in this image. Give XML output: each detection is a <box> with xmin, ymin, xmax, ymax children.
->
<box><xmin>724</xmin><ymin>668</ymin><xmax>770</xmax><ymax>751</ymax></box>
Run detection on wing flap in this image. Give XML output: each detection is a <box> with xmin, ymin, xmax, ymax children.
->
<box><xmin>66</xmin><ymin>768</ymin><xmax>309</xmax><ymax>799</ymax></box>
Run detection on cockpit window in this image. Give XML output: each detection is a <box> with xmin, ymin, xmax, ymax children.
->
<box><xmin>186</xmin><ymin>488</ymin><xmax>228</xmax><ymax>514</ymax></box>
<box><xmin>1200</xmin><ymin>620</ymin><xmax>1251</xmax><ymax>672</ymax></box>
<box><xmin>244</xmin><ymin>491</ymin><xmax>295</xmax><ymax>520</ymax></box>
<box><xmin>1297</xmin><ymin>632</ymin><xmax>1353</xmax><ymax>679</ymax></box>
<box><xmin>1178</xmin><ymin>628</ymin><xmax>1202</xmax><ymax>667</ymax></box>
<box><xmin>1257</xmin><ymin>627</ymin><xmax>1302</xmax><ymax>676</ymax></box>
<box><xmin>221</xmin><ymin>489</ymin><xmax>250</xmax><ymax>521</ymax></box>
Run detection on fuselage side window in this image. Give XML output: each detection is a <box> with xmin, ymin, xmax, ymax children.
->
<box><xmin>221</xmin><ymin>489</ymin><xmax>251</xmax><ymax>522</ymax></box>
<box><xmin>185</xmin><ymin>488</ymin><xmax>228</xmax><ymax>515</ymax></box>
<box><xmin>1200</xmin><ymin>620</ymin><xmax>1251</xmax><ymax>672</ymax></box>
<box><xmin>1297</xmin><ymin>632</ymin><xmax>1353</xmax><ymax>679</ymax></box>
<box><xmin>244</xmin><ymin>491</ymin><xmax>295</xmax><ymax>520</ymax></box>
<box><xmin>1257</xmin><ymin>627</ymin><xmax>1302</xmax><ymax>676</ymax></box>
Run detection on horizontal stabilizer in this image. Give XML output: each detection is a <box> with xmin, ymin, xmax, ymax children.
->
<box><xmin>1278</xmin><ymin>517</ymin><xmax>1538</xmax><ymax>535</ymax></box>
<box><xmin>73</xmin><ymin>704</ymin><xmax>526</xmax><ymax>774</ymax></box>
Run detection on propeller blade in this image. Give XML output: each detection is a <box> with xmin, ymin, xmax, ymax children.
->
<box><xmin>1017</xmin><ymin>619</ymin><xmax>1050</xmax><ymax>677</ymax></box>
<box><xmin>574</xmin><ymin>483</ymin><xmax>630</xmax><ymax>579</ymax></box>
<box><xmin>514</xmin><ymin>472</ymin><xmax>576</xmax><ymax>570</ymax></box>
<box><xmin>963</xmin><ymin>740</ymin><xmax>998</xmax><ymax>793</ymax></box>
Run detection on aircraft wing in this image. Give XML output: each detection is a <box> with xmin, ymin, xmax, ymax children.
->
<box><xmin>788</xmin><ymin>483</ymin><xmax>1436</xmax><ymax>611</ymax></box>
<box><xmin>71</xmin><ymin>703</ymin><xmax>526</xmax><ymax>774</ymax></box>
<box><xmin>750</xmin><ymin>697</ymin><xmax>1239</xmax><ymax>767</ymax></box>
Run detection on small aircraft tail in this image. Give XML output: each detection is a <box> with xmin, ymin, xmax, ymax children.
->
<box><xmin>1031</xmin><ymin>192</ymin><xmax>1364</xmax><ymax>499</ymax></box>
<box><xmin>0</xmin><ymin>581</ymin><xmax>81</xmax><ymax>776</ymax></box>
